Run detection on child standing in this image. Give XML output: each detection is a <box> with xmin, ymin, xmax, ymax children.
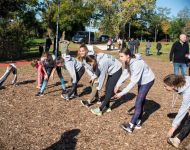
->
<box><xmin>31</xmin><ymin>59</ymin><xmax>45</xmax><ymax>89</ymax></box>
<box><xmin>55</xmin><ymin>55</ymin><xmax>85</xmax><ymax>100</ymax></box>
<box><xmin>85</xmin><ymin>53</ymin><xmax>122</xmax><ymax>115</ymax></box>
<box><xmin>163</xmin><ymin>74</ymin><xmax>190</xmax><ymax>148</ymax></box>
<box><xmin>35</xmin><ymin>52</ymin><xmax>66</xmax><ymax>96</ymax></box>
<box><xmin>0</xmin><ymin>64</ymin><xmax>17</xmax><ymax>87</ymax></box>
<box><xmin>114</xmin><ymin>47</ymin><xmax>155</xmax><ymax>133</ymax></box>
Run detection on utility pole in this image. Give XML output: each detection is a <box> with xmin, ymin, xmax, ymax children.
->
<box><xmin>128</xmin><ymin>22</ymin><xmax>131</xmax><ymax>39</ymax></box>
<box><xmin>55</xmin><ymin>0</ymin><xmax>60</xmax><ymax>58</ymax></box>
<box><xmin>88</xmin><ymin>19</ymin><xmax>92</xmax><ymax>44</ymax></box>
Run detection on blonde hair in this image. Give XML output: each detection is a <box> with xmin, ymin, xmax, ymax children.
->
<box><xmin>77</xmin><ymin>44</ymin><xmax>88</xmax><ymax>61</ymax></box>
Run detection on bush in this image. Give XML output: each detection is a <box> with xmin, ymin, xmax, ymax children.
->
<box><xmin>0</xmin><ymin>19</ymin><xmax>29</xmax><ymax>60</ymax></box>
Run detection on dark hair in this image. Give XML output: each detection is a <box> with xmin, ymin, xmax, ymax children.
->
<box><xmin>80</xmin><ymin>44</ymin><xmax>88</xmax><ymax>49</ymax></box>
<box><xmin>56</xmin><ymin>56</ymin><xmax>64</xmax><ymax>65</ymax></box>
<box><xmin>119</xmin><ymin>47</ymin><xmax>135</xmax><ymax>74</ymax></box>
<box><xmin>85</xmin><ymin>55</ymin><xmax>97</xmax><ymax>71</ymax></box>
<box><xmin>119</xmin><ymin>47</ymin><xmax>135</xmax><ymax>58</ymax></box>
<box><xmin>42</xmin><ymin>51</ymin><xmax>49</xmax><ymax>57</ymax></box>
<box><xmin>31</xmin><ymin>59</ymin><xmax>38</xmax><ymax>67</ymax></box>
<box><xmin>163</xmin><ymin>74</ymin><xmax>186</xmax><ymax>88</ymax></box>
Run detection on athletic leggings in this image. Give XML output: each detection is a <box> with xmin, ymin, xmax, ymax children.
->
<box><xmin>0</xmin><ymin>65</ymin><xmax>17</xmax><ymax>87</ymax></box>
<box><xmin>67</xmin><ymin>66</ymin><xmax>85</xmax><ymax>97</ymax></box>
<box><xmin>40</xmin><ymin>67</ymin><xmax>65</xmax><ymax>93</ymax></box>
<box><xmin>131</xmin><ymin>80</ymin><xmax>154</xmax><ymax>125</ymax></box>
<box><xmin>177</xmin><ymin>114</ymin><xmax>190</xmax><ymax>141</ymax></box>
<box><xmin>100</xmin><ymin>68</ymin><xmax>122</xmax><ymax>111</ymax></box>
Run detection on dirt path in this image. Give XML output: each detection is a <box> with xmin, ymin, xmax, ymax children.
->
<box><xmin>0</xmin><ymin>54</ymin><xmax>189</xmax><ymax>150</ymax></box>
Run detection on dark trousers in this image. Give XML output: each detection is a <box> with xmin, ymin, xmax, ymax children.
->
<box><xmin>177</xmin><ymin>114</ymin><xmax>190</xmax><ymax>141</ymax></box>
<box><xmin>100</xmin><ymin>68</ymin><xmax>122</xmax><ymax>110</ymax></box>
<box><xmin>131</xmin><ymin>80</ymin><xmax>154</xmax><ymax>124</ymax></box>
<box><xmin>68</xmin><ymin>66</ymin><xmax>85</xmax><ymax>97</ymax></box>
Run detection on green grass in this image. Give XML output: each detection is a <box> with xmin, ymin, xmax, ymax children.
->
<box><xmin>28</xmin><ymin>38</ymin><xmax>46</xmax><ymax>45</ymax></box>
<box><xmin>1</xmin><ymin>37</ymin><xmax>174</xmax><ymax>62</ymax></box>
<box><xmin>137</xmin><ymin>42</ymin><xmax>171</xmax><ymax>62</ymax></box>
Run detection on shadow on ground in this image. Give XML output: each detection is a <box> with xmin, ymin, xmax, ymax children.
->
<box><xmin>111</xmin><ymin>93</ymin><xmax>136</xmax><ymax>110</ymax></box>
<box><xmin>44</xmin><ymin>129</ymin><xmax>80</xmax><ymax>150</ymax></box>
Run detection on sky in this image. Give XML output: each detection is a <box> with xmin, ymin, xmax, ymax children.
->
<box><xmin>156</xmin><ymin>0</ymin><xmax>190</xmax><ymax>17</ymax></box>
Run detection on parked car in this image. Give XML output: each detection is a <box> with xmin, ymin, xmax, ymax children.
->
<box><xmin>99</xmin><ymin>35</ymin><xmax>109</xmax><ymax>43</ymax></box>
<box><xmin>72</xmin><ymin>31</ymin><xmax>95</xmax><ymax>44</ymax></box>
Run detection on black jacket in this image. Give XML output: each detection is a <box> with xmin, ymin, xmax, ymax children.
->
<box><xmin>169</xmin><ymin>41</ymin><xmax>189</xmax><ymax>63</ymax></box>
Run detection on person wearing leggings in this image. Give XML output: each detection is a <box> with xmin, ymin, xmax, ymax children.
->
<box><xmin>36</xmin><ymin>52</ymin><xmax>66</xmax><ymax>96</ymax></box>
<box><xmin>56</xmin><ymin>55</ymin><xmax>85</xmax><ymax>100</ymax></box>
<box><xmin>85</xmin><ymin>53</ymin><xmax>122</xmax><ymax>115</ymax></box>
<box><xmin>114</xmin><ymin>48</ymin><xmax>155</xmax><ymax>133</ymax></box>
<box><xmin>0</xmin><ymin>64</ymin><xmax>17</xmax><ymax>87</ymax></box>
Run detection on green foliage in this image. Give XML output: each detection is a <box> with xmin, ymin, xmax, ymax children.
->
<box><xmin>0</xmin><ymin>19</ymin><xmax>29</xmax><ymax>60</ymax></box>
<box><xmin>90</xmin><ymin>0</ymin><xmax>156</xmax><ymax>37</ymax></box>
<box><xmin>42</xmin><ymin>0</ymin><xmax>94</xmax><ymax>35</ymax></box>
<box><xmin>0</xmin><ymin>0</ymin><xmax>40</xmax><ymax>60</ymax></box>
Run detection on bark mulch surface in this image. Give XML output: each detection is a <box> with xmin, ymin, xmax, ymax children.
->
<box><xmin>0</xmin><ymin>53</ymin><xmax>189</xmax><ymax>150</ymax></box>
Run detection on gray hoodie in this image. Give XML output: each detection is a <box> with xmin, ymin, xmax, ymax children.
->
<box><xmin>63</xmin><ymin>55</ymin><xmax>83</xmax><ymax>84</ymax></box>
<box><xmin>116</xmin><ymin>57</ymin><xmax>155</xmax><ymax>97</ymax></box>
<box><xmin>172</xmin><ymin>76</ymin><xmax>190</xmax><ymax>128</ymax></box>
<box><xmin>96</xmin><ymin>53</ymin><xmax>122</xmax><ymax>90</ymax></box>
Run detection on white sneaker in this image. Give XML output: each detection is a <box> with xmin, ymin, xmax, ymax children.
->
<box><xmin>135</xmin><ymin>119</ymin><xmax>142</xmax><ymax>129</ymax></box>
<box><xmin>167</xmin><ymin>137</ymin><xmax>180</xmax><ymax>148</ymax></box>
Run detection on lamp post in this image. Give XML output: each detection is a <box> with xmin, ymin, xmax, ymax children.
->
<box><xmin>55</xmin><ymin>0</ymin><xmax>60</xmax><ymax>58</ymax></box>
<box><xmin>88</xmin><ymin>19</ymin><xmax>92</xmax><ymax>44</ymax></box>
<box><xmin>128</xmin><ymin>22</ymin><xmax>131</xmax><ymax>39</ymax></box>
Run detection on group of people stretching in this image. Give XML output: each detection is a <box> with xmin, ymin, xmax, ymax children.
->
<box><xmin>0</xmin><ymin>43</ymin><xmax>190</xmax><ymax>149</ymax></box>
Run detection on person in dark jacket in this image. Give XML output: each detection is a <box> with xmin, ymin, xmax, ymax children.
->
<box><xmin>45</xmin><ymin>35</ymin><xmax>52</xmax><ymax>52</ymax></box>
<box><xmin>169</xmin><ymin>34</ymin><xmax>189</xmax><ymax>76</ymax></box>
<box><xmin>156</xmin><ymin>42</ymin><xmax>162</xmax><ymax>55</ymax></box>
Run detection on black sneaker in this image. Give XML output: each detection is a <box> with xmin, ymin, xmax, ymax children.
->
<box><xmin>61</xmin><ymin>94</ymin><xmax>69</xmax><ymax>101</ymax></box>
<box><xmin>69</xmin><ymin>93</ymin><xmax>78</xmax><ymax>99</ymax></box>
<box><xmin>35</xmin><ymin>92</ymin><xmax>44</xmax><ymax>96</ymax></box>
<box><xmin>61</xmin><ymin>93</ymin><xmax>78</xmax><ymax>101</ymax></box>
<box><xmin>62</xmin><ymin>89</ymin><xmax>68</xmax><ymax>95</ymax></box>
<box><xmin>80</xmin><ymin>100</ymin><xmax>92</xmax><ymax>108</ymax></box>
<box><xmin>120</xmin><ymin>122</ymin><xmax>134</xmax><ymax>133</ymax></box>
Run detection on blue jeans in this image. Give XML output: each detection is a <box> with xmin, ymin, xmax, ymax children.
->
<box><xmin>173</xmin><ymin>63</ymin><xmax>187</xmax><ymax>76</ymax></box>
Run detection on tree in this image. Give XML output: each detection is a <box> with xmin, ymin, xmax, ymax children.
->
<box><xmin>183</xmin><ymin>20</ymin><xmax>190</xmax><ymax>37</ymax></box>
<box><xmin>89</xmin><ymin>0</ymin><xmax>156</xmax><ymax>38</ymax></box>
<box><xmin>161</xmin><ymin>20</ymin><xmax>170</xmax><ymax>41</ymax></box>
<box><xmin>42</xmin><ymin>0</ymin><xmax>94</xmax><ymax>38</ymax></box>
<box><xmin>168</xmin><ymin>18</ymin><xmax>185</xmax><ymax>41</ymax></box>
<box><xmin>148</xmin><ymin>7</ymin><xmax>170</xmax><ymax>42</ymax></box>
<box><xmin>0</xmin><ymin>0</ymin><xmax>39</xmax><ymax>60</ymax></box>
